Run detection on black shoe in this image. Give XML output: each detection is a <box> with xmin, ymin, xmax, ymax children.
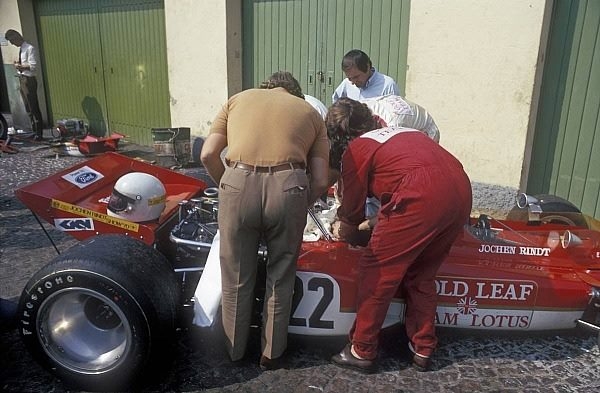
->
<box><xmin>259</xmin><ymin>355</ymin><xmax>284</xmax><ymax>371</ymax></box>
<box><xmin>331</xmin><ymin>344</ymin><xmax>376</xmax><ymax>373</ymax></box>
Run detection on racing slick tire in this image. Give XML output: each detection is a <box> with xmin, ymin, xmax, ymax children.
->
<box><xmin>16</xmin><ymin>234</ymin><xmax>180</xmax><ymax>391</ymax></box>
<box><xmin>506</xmin><ymin>194</ymin><xmax>589</xmax><ymax>228</ymax></box>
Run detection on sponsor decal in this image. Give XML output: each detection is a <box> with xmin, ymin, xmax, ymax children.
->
<box><xmin>434</xmin><ymin>277</ymin><xmax>537</xmax><ymax>329</ymax></box>
<box><xmin>51</xmin><ymin>199</ymin><xmax>139</xmax><ymax>232</ymax></box>
<box><xmin>54</xmin><ymin>217</ymin><xmax>94</xmax><ymax>231</ymax></box>
<box><xmin>147</xmin><ymin>194</ymin><xmax>166</xmax><ymax>206</ymax></box>
<box><xmin>435</xmin><ymin>306</ymin><xmax>532</xmax><ymax>329</ymax></box>
<box><xmin>61</xmin><ymin>166</ymin><xmax>104</xmax><ymax>188</ymax></box>
<box><xmin>478</xmin><ymin>244</ymin><xmax>551</xmax><ymax>257</ymax></box>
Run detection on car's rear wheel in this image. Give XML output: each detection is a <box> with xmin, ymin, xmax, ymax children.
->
<box><xmin>17</xmin><ymin>235</ymin><xmax>179</xmax><ymax>391</ymax></box>
<box><xmin>506</xmin><ymin>194</ymin><xmax>589</xmax><ymax>228</ymax></box>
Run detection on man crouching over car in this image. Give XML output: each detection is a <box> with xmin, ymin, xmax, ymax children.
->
<box><xmin>327</xmin><ymin>98</ymin><xmax>472</xmax><ymax>373</ymax></box>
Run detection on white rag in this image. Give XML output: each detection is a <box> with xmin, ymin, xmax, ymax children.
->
<box><xmin>192</xmin><ymin>231</ymin><xmax>222</xmax><ymax>327</ymax></box>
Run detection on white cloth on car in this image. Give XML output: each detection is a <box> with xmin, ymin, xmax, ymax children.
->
<box><xmin>192</xmin><ymin>231</ymin><xmax>222</xmax><ymax>327</ymax></box>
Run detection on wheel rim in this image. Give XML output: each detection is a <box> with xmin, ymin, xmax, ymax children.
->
<box><xmin>36</xmin><ymin>288</ymin><xmax>131</xmax><ymax>374</ymax></box>
<box><xmin>540</xmin><ymin>214</ymin><xmax>578</xmax><ymax>226</ymax></box>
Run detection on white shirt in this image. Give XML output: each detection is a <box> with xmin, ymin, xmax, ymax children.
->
<box><xmin>360</xmin><ymin>95</ymin><xmax>440</xmax><ymax>142</ymax></box>
<box><xmin>332</xmin><ymin>69</ymin><xmax>399</xmax><ymax>103</ymax></box>
<box><xmin>17</xmin><ymin>41</ymin><xmax>38</xmax><ymax>77</ymax></box>
<box><xmin>304</xmin><ymin>94</ymin><xmax>328</xmax><ymax>120</ymax></box>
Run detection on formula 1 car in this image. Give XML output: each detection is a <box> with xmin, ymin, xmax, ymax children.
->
<box><xmin>14</xmin><ymin>152</ymin><xmax>600</xmax><ymax>391</ymax></box>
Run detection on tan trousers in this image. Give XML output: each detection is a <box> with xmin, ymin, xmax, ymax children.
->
<box><xmin>218</xmin><ymin>165</ymin><xmax>309</xmax><ymax>361</ymax></box>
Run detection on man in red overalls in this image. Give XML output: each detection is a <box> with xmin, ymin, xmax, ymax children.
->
<box><xmin>327</xmin><ymin>98</ymin><xmax>472</xmax><ymax>372</ymax></box>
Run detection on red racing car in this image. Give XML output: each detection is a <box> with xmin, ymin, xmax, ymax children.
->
<box><xmin>14</xmin><ymin>152</ymin><xmax>600</xmax><ymax>391</ymax></box>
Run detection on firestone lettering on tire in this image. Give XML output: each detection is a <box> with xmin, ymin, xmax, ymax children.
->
<box><xmin>21</xmin><ymin>274</ymin><xmax>75</xmax><ymax>336</ymax></box>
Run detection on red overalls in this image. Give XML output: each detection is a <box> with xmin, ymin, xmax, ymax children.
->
<box><xmin>337</xmin><ymin>128</ymin><xmax>472</xmax><ymax>360</ymax></box>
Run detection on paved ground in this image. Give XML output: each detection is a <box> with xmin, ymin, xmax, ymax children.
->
<box><xmin>1</xmin><ymin>137</ymin><xmax>599</xmax><ymax>392</ymax></box>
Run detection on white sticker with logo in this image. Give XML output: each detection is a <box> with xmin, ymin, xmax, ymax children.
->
<box><xmin>61</xmin><ymin>166</ymin><xmax>104</xmax><ymax>188</ymax></box>
<box><xmin>360</xmin><ymin>126</ymin><xmax>419</xmax><ymax>143</ymax></box>
<box><xmin>54</xmin><ymin>218</ymin><xmax>95</xmax><ymax>231</ymax></box>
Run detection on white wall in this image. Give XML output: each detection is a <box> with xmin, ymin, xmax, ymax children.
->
<box><xmin>406</xmin><ymin>0</ymin><xmax>548</xmax><ymax>188</ymax></box>
<box><xmin>164</xmin><ymin>0</ymin><xmax>242</xmax><ymax>144</ymax></box>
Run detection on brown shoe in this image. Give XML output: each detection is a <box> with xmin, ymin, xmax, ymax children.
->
<box><xmin>259</xmin><ymin>355</ymin><xmax>284</xmax><ymax>371</ymax></box>
<box><xmin>408</xmin><ymin>342</ymin><xmax>432</xmax><ymax>372</ymax></box>
<box><xmin>412</xmin><ymin>353</ymin><xmax>432</xmax><ymax>372</ymax></box>
<box><xmin>331</xmin><ymin>344</ymin><xmax>376</xmax><ymax>373</ymax></box>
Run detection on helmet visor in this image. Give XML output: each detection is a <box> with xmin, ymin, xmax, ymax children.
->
<box><xmin>108</xmin><ymin>189</ymin><xmax>137</xmax><ymax>213</ymax></box>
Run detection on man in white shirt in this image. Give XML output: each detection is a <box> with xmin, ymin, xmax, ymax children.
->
<box><xmin>332</xmin><ymin>50</ymin><xmax>399</xmax><ymax>103</ymax></box>
<box><xmin>304</xmin><ymin>94</ymin><xmax>328</xmax><ymax>120</ymax></box>
<box><xmin>360</xmin><ymin>95</ymin><xmax>440</xmax><ymax>143</ymax></box>
<box><xmin>5</xmin><ymin>29</ymin><xmax>44</xmax><ymax>140</ymax></box>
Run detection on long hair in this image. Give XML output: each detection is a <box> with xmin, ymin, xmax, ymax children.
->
<box><xmin>259</xmin><ymin>71</ymin><xmax>304</xmax><ymax>99</ymax></box>
<box><xmin>325</xmin><ymin>98</ymin><xmax>378</xmax><ymax>171</ymax></box>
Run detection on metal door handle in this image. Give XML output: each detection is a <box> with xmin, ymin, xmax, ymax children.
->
<box><xmin>317</xmin><ymin>71</ymin><xmax>324</xmax><ymax>83</ymax></box>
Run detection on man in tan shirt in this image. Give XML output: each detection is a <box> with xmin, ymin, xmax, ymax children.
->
<box><xmin>200</xmin><ymin>73</ymin><xmax>329</xmax><ymax>370</ymax></box>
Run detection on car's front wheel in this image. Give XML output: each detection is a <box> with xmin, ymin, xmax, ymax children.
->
<box><xmin>17</xmin><ymin>235</ymin><xmax>179</xmax><ymax>391</ymax></box>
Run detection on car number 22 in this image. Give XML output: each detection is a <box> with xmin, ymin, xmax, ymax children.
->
<box><xmin>288</xmin><ymin>272</ymin><xmax>356</xmax><ymax>336</ymax></box>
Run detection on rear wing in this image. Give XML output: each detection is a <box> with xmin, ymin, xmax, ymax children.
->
<box><xmin>15</xmin><ymin>152</ymin><xmax>206</xmax><ymax>245</ymax></box>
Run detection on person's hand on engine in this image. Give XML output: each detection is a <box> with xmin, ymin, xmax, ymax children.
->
<box><xmin>358</xmin><ymin>216</ymin><xmax>377</xmax><ymax>231</ymax></box>
<box><xmin>332</xmin><ymin>219</ymin><xmax>370</xmax><ymax>246</ymax></box>
<box><xmin>332</xmin><ymin>220</ymin><xmax>355</xmax><ymax>240</ymax></box>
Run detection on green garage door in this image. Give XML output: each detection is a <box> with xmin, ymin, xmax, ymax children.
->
<box><xmin>242</xmin><ymin>0</ymin><xmax>410</xmax><ymax>105</ymax></box>
<box><xmin>35</xmin><ymin>0</ymin><xmax>170</xmax><ymax>145</ymax></box>
<box><xmin>527</xmin><ymin>0</ymin><xmax>600</xmax><ymax>218</ymax></box>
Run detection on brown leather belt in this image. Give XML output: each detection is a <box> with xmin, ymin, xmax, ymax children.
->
<box><xmin>228</xmin><ymin>160</ymin><xmax>305</xmax><ymax>173</ymax></box>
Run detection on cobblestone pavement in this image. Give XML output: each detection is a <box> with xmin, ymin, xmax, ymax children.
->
<box><xmin>1</xmin><ymin>138</ymin><xmax>599</xmax><ymax>392</ymax></box>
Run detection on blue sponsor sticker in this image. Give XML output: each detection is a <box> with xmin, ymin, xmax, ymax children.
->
<box><xmin>54</xmin><ymin>217</ymin><xmax>95</xmax><ymax>231</ymax></box>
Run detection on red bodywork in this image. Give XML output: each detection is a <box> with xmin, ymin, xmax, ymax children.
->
<box><xmin>75</xmin><ymin>133</ymin><xmax>125</xmax><ymax>155</ymax></box>
<box><xmin>15</xmin><ymin>153</ymin><xmax>600</xmax><ymax>336</ymax></box>
<box><xmin>291</xmin><ymin>222</ymin><xmax>600</xmax><ymax>335</ymax></box>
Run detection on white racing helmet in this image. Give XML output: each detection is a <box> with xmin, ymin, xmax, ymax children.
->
<box><xmin>107</xmin><ymin>172</ymin><xmax>166</xmax><ymax>222</ymax></box>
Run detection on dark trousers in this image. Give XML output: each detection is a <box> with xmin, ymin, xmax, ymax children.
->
<box><xmin>19</xmin><ymin>76</ymin><xmax>43</xmax><ymax>135</ymax></box>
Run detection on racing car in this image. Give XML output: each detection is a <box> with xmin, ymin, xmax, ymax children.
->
<box><xmin>14</xmin><ymin>152</ymin><xmax>600</xmax><ymax>391</ymax></box>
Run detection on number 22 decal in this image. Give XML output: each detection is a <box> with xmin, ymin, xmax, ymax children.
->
<box><xmin>287</xmin><ymin>272</ymin><xmax>403</xmax><ymax>336</ymax></box>
<box><xmin>290</xmin><ymin>275</ymin><xmax>334</xmax><ymax>329</ymax></box>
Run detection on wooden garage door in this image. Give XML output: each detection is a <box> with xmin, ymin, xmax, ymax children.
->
<box><xmin>242</xmin><ymin>0</ymin><xmax>410</xmax><ymax>105</ymax></box>
<box><xmin>35</xmin><ymin>0</ymin><xmax>170</xmax><ymax>144</ymax></box>
<box><xmin>527</xmin><ymin>0</ymin><xmax>600</xmax><ymax>218</ymax></box>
